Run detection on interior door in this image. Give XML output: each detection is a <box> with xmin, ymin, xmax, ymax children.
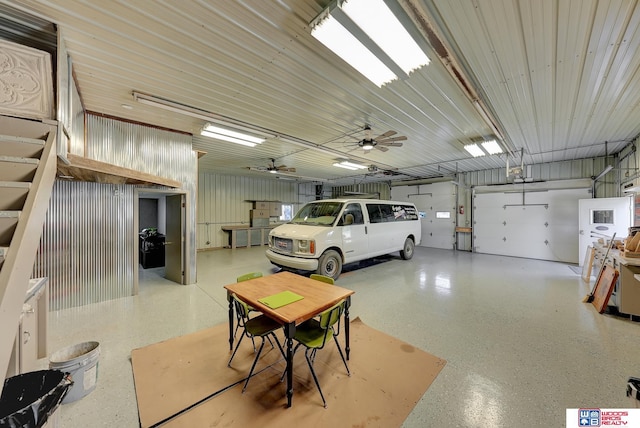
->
<box><xmin>165</xmin><ymin>194</ymin><xmax>184</xmax><ymax>284</ymax></box>
<box><xmin>578</xmin><ymin>196</ymin><xmax>632</xmax><ymax>265</ymax></box>
<box><xmin>408</xmin><ymin>182</ymin><xmax>455</xmax><ymax>249</ymax></box>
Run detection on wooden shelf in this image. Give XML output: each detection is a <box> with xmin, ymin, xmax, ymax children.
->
<box><xmin>57</xmin><ymin>154</ymin><xmax>181</xmax><ymax>187</ymax></box>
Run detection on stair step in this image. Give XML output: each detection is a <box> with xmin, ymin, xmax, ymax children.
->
<box><xmin>0</xmin><ymin>156</ymin><xmax>39</xmax><ymax>182</ymax></box>
<box><xmin>0</xmin><ymin>211</ymin><xmax>21</xmax><ymax>218</ymax></box>
<box><xmin>0</xmin><ymin>212</ymin><xmax>19</xmax><ymax>246</ymax></box>
<box><xmin>0</xmin><ymin>182</ymin><xmax>31</xmax><ymax>210</ymax></box>
<box><xmin>0</xmin><ymin>134</ymin><xmax>45</xmax><ymax>159</ymax></box>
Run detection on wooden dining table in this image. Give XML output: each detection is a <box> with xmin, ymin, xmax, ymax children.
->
<box><xmin>223</xmin><ymin>271</ymin><xmax>355</xmax><ymax>408</ymax></box>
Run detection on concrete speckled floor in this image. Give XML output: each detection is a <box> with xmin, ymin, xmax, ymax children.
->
<box><xmin>36</xmin><ymin>246</ymin><xmax>640</xmax><ymax>427</ymax></box>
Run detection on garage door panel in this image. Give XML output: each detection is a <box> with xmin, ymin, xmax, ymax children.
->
<box><xmin>474</xmin><ymin>187</ymin><xmax>588</xmax><ymax>263</ymax></box>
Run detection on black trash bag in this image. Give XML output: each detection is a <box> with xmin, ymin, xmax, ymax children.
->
<box><xmin>0</xmin><ymin>370</ymin><xmax>72</xmax><ymax>428</ymax></box>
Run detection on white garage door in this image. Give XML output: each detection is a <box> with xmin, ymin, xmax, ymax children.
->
<box><xmin>474</xmin><ymin>187</ymin><xmax>591</xmax><ymax>263</ymax></box>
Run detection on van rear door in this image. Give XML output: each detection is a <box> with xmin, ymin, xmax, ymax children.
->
<box><xmin>339</xmin><ymin>202</ymin><xmax>369</xmax><ymax>263</ymax></box>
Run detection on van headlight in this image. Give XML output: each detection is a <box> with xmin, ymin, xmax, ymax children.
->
<box><xmin>296</xmin><ymin>239</ymin><xmax>315</xmax><ymax>255</ymax></box>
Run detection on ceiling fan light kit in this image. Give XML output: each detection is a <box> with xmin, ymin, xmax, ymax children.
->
<box><xmin>361</xmin><ymin>141</ymin><xmax>374</xmax><ymax>150</ymax></box>
<box><xmin>341</xmin><ymin>124</ymin><xmax>406</xmax><ymax>153</ymax></box>
<box><xmin>310</xmin><ymin>0</ymin><xmax>430</xmax><ymax>87</ymax></box>
<box><xmin>248</xmin><ymin>158</ymin><xmax>297</xmax><ymax>174</ymax></box>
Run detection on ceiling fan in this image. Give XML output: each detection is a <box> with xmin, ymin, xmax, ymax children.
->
<box><xmin>343</xmin><ymin>125</ymin><xmax>407</xmax><ymax>153</ymax></box>
<box><xmin>246</xmin><ymin>158</ymin><xmax>296</xmax><ymax>174</ymax></box>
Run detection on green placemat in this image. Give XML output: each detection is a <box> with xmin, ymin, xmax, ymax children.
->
<box><xmin>258</xmin><ymin>290</ymin><xmax>304</xmax><ymax>309</ymax></box>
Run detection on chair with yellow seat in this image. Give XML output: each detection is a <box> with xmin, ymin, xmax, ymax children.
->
<box><xmin>288</xmin><ymin>299</ymin><xmax>350</xmax><ymax>408</ymax></box>
<box><xmin>309</xmin><ymin>273</ymin><xmax>334</xmax><ymax>285</ymax></box>
<box><xmin>228</xmin><ymin>293</ymin><xmax>285</xmax><ymax>392</ymax></box>
<box><xmin>233</xmin><ymin>272</ymin><xmax>263</xmax><ymax>349</ymax></box>
<box><xmin>237</xmin><ymin>272</ymin><xmax>263</xmax><ymax>283</ymax></box>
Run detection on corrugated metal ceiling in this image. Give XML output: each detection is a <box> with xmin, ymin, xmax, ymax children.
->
<box><xmin>2</xmin><ymin>0</ymin><xmax>638</xmax><ymax>184</ymax></box>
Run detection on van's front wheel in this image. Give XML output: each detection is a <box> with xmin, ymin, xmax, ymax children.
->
<box><xmin>400</xmin><ymin>237</ymin><xmax>415</xmax><ymax>260</ymax></box>
<box><xmin>317</xmin><ymin>250</ymin><xmax>342</xmax><ymax>280</ymax></box>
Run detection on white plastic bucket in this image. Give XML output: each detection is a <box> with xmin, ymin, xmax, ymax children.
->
<box><xmin>49</xmin><ymin>341</ymin><xmax>100</xmax><ymax>404</ymax></box>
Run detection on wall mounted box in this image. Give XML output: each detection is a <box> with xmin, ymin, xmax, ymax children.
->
<box><xmin>270</xmin><ymin>202</ymin><xmax>282</xmax><ymax>217</ymax></box>
<box><xmin>250</xmin><ymin>209</ymin><xmax>269</xmax><ymax>219</ymax></box>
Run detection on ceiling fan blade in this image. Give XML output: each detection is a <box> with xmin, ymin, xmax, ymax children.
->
<box><xmin>374</xmin><ymin>130</ymin><xmax>396</xmax><ymax>140</ymax></box>
<box><xmin>377</xmin><ymin>135</ymin><xmax>407</xmax><ymax>143</ymax></box>
<box><xmin>374</xmin><ymin>145</ymin><xmax>389</xmax><ymax>152</ymax></box>
<box><xmin>279</xmin><ymin>167</ymin><xmax>296</xmax><ymax>172</ymax></box>
<box><xmin>379</xmin><ymin>142</ymin><xmax>403</xmax><ymax>147</ymax></box>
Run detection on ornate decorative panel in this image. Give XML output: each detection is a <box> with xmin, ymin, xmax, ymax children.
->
<box><xmin>0</xmin><ymin>39</ymin><xmax>53</xmax><ymax>120</ymax></box>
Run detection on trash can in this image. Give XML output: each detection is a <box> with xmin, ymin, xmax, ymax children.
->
<box><xmin>627</xmin><ymin>377</ymin><xmax>640</xmax><ymax>408</ymax></box>
<box><xmin>49</xmin><ymin>341</ymin><xmax>100</xmax><ymax>404</ymax></box>
<box><xmin>0</xmin><ymin>369</ymin><xmax>72</xmax><ymax>427</ymax></box>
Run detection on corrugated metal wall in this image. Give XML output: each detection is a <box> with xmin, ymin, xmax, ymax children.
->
<box><xmin>86</xmin><ymin>115</ymin><xmax>197</xmax><ymax>284</ymax></box>
<box><xmin>69</xmin><ymin>58</ymin><xmax>84</xmax><ymax>155</ymax></box>
<box><xmin>34</xmin><ymin>181</ymin><xmax>134</xmax><ymax>310</ymax></box>
<box><xmin>36</xmin><ymin>115</ymin><xmax>197</xmax><ymax>310</ymax></box>
<box><xmin>197</xmin><ymin>173</ymin><xmax>299</xmax><ymax>249</ymax></box>
<box><xmin>331</xmin><ymin>182</ymin><xmax>391</xmax><ymax>200</ymax></box>
<box><xmin>461</xmin><ymin>157</ymin><xmax>618</xmax><ymax>197</ymax></box>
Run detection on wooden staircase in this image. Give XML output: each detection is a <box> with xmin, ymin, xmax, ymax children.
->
<box><xmin>0</xmin><ymin>116</ymin><xmax>57</xmax><ymax>386</ymax></box>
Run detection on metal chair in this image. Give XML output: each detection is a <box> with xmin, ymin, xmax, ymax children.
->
<box><xmin>310</xmin><ymin>273</ymin><xmax>335</xmax><ymax>285</ymax></box>
<box><xmin>233</xmin><ymin>272</ymin><xmax>263</xmax><ymax>347</ymax></box>
<box><xmin>228</xmin><ymin>293</ymin><xmax>285</xmax><ymax>393</ymax></box>
<box><xmin>287</xmin><ymin>300</ymin><xmax>349</xmax><ymax>407</ymax></box>
<box><xmin>236</xmin><ymin>272</ymin><xmax>263</xmax><ymax>282</ymax></box>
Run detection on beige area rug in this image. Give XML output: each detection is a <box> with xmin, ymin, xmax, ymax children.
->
<box><xmin>131</xmin><ymin>318</ymin><xmax>446</xmax><ymax>428</ymax></box>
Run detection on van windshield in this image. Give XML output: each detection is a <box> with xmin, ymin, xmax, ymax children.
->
<box><xmin>289</xmin><ymin>202</ymin><xmax>344</xmax><ymax>226</ymax></box>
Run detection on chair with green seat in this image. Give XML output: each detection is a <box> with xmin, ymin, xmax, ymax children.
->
<box><xmin>237</xmin><ymin>272</ymin><xmax>263</xmax><ymax>283</ymax></box>
<box><xmin>309</xmin><ymin>273</ymin><xmax>335</xmax><ymax>285</ymax></box>
<box><xmin>228</xmin><ymin>293</ymin><xmax>286</xmax><ymax>392</ymax></box>
<box><xmin>233</xmin><ymin>272</ymin><xmax>263</xmax><ymax>347</ymax></box>
<box><xmin>289</xmin><ymin>299</ymin><xmax>350</xmax><ymax>408</ymax></box>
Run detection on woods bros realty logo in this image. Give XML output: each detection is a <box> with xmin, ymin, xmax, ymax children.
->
<box><xmin>577</xmin><ymin>409</ymin><xmax>631</xmax><ymax>426</ymax></box>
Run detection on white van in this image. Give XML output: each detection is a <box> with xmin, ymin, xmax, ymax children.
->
<box><xmin>266</xmin><ymin>199</ymin><xmax>421</xmax><ymax>279</ymax></box>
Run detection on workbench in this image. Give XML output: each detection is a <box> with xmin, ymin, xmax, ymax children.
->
<box><xmin>221</xmin><ymin>225</ymin><xmax>277</xmax><ymax>249</ymax></box>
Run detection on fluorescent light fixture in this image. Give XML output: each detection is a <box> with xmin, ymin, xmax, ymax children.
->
<box><xmin>464</xmin><ymin>144</ymin><xmax>485</xmax><ymax>157</ymax></box>
<box><xmin>333</xmin><ymin>162</ymin><xmax>358</xmax><ymax>170</ymax></box>
<box><xmin>342</xmin><ymin>0</ymin><xmax>430</xmax><ymax>75</ymax></box>
<box><xmin>481</xmin><ymin>139</ymin><xmax>503</xmax><ymax>155</ymax></box>
<box><xmin>333</xmin><ymin>160</ymin><xmax>367</xmax><ymax>170</ymax></box>
<box><xmin>311</xmin><ymin>13</ymin><xmax>396</xmax><ymax>87</ymax></box>
<box><xmin>133</xmin><ymin>92</ymin><xmax>271</xmax><ymax>148</ymax></box>
<box><xmin>133</xmin><ymin>91</ymin><xmax>217</xmax><ymax>122</ymax></box>
<box><xmin>200</xmin><ymin>129</ymin><xmax>257</xmax><ymax>147</ymax></box>
<box><xmin>310</xmin><ymin>0</ymin><xmax>430</xmax><ymax>87</ymax></box>
<box><xmin>201</xmin><ymin>123</ymin><xmax>265</xmax><ymax>148</ymax></box>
